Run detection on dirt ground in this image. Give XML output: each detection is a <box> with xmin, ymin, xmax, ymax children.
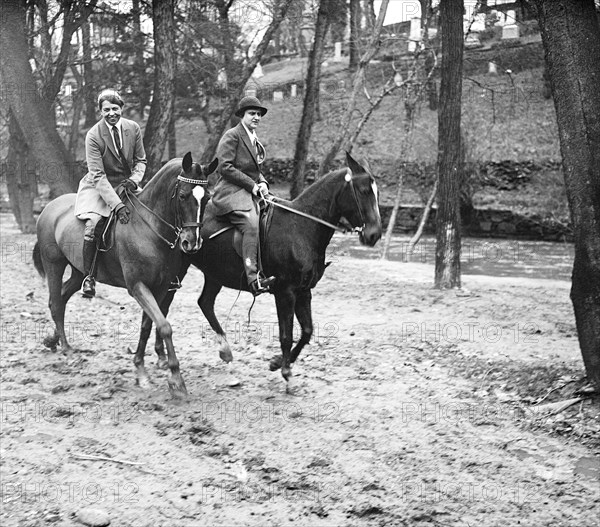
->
<box><xmin>1</xmin><ymin>211</ymin><xmax>599</xmax><ymax>527</ymax></box>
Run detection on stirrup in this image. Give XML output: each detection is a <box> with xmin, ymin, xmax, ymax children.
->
<box><xmin>250</xmin><ymin>275</ymin><xmax>275</xmax><ymax>296</ymax></box>
<box><xmin>81</xmin><ymin>276</ymin><xmax>96</xmax><ymax>298</ymax></box>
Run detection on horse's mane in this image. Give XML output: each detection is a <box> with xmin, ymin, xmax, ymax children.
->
<box><xmin>290</xmin><ymin>168</ymin><xmax>347</xmax><ymax>205</ymax></box>
<box><xmin>139</xmin><ymin>158</ymin><xmax>181</xmax><ymax>198</ymax></box>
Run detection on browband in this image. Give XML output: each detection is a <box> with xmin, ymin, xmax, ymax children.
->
<box><xmin>177</xmin><ymin>175</ymin><xmax>208</xmax><ymax>185</ymax></box>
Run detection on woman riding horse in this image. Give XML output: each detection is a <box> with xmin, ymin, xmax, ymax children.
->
<box><xmin>75</xmin><ymin>88</ymin><xmax>146</xmax><ymax>298</ymax></box>
<box><xmin>211</xmin><ymin>96</ymin><xmax>276</xmax><ymax>296</ymax></box>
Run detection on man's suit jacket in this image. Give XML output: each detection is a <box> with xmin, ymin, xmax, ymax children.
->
<box><xmin>75</xmin><ymin>117</ymin><xmax>146</xmax><ymax>218</ymax></box>
<box><xmin>211</xmin><ymin>123</ymin><xmax>268</xmax><ymax>215</ymax></box>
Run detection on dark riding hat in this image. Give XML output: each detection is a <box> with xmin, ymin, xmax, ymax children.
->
<box><xmin>235</xmin><ymin>96</ymin><xmax>268</xmax><ymax>118</ymax></box>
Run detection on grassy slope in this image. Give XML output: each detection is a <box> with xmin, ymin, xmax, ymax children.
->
<box><xmin>171</xmin><ymin>63</ymin><xmax>566</xmax><ymax>219</ymax></box>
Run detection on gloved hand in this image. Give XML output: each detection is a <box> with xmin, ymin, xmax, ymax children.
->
<box><xmin>120</xmin><ymin>178</ymin><xmax>138</xmax><ymax>192</ymax></box>
<box><xmin>257</xmin><ymin>182</ymin><xmax>269</xmax><ymax>198</ymax></box>
<box><xmin>115</xmin><ymin>203</ymin><xmax>131</xmax><ymax>224</ymax></box>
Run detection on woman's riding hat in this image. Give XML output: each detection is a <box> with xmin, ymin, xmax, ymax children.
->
<box><xmin>235</xmin><ymin>96</ymin><xmax>268</xmax><ymax>118</ymax></box>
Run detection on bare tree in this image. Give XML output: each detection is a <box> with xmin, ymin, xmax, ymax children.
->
<box><xmin>532</xmin><ymin>0</ymin><xmax>600</xmax><ymax>389</ymax></box>
<box><xmin>290</xmin><ymin>0</ymin><xmax>334</xmax><ymax>198</ymax></box>
<box><xmin>143</xmin><ymin>0</ymin><xmax>177</xmax><ymax>181</ymax></box>
<box><xmin>349</xmin><ymin>0</ymin><xmax>361</xmax><ymax>71</ymax></box>
<box><xmin>199</xmin><ymin>0</ymin><xmax>294</xmax><ymax>164</ymax></box>
<box><xmin>1</xmin><ymin>1</ymin><xmax>84</xmax><ymax>206</ymax></box>
<box><xmin>434</xmin><ymin>0</ymin><xmax>463</xmax><ymax>289</ymax></box>
<box><xmin>317</xmin><ymin>0</ymin><xmax>390</xmax><ymax>177</ymax></box>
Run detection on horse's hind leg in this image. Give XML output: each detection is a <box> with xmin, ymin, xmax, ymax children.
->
<box><xmin>61</xmin><ymin>267</ymin><xmax>84</xmax><ymax>302</ymax></box>
<box><xmin>132</xmin><ymin>311</ymin><xmax>154</xmax><ymax>389</ymax></box>
<box><xmin>198</xmin><ymin>277</ymin><xmax>232</xmax><ymax>363</ymax></box>
<box><xmin>44</xmin><ymin>259</ymin><xmax>74</xmax><ymax>355</ymax></box>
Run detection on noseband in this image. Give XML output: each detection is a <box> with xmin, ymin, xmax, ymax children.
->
<box><xmin>123</xmin><ymin>170</ymin><xmax>208</xmax><ymax>249</ymax></box>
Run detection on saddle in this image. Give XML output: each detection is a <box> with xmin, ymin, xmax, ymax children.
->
<box><xmin>201</xmin><ymin>199</ymin><xmax>275</xmax><ymax>258</ymax></box>
<box><xmin>94</xmin><ymin>185</ymin><xmax>129</xmax><ymax>251</ymax></box>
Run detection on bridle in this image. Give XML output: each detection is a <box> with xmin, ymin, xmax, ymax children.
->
<box><xmin>123</xmin><ymin>169</ymin><xmax>208</xmax><ymax>249</ymax></box>
<box><xmin>263</xmin><ymin>169</ymin><xmax>369</xmax><ymax>234</ymax></box>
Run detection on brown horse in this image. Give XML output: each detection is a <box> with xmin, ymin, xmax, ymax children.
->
<box><xmin>144</xmin><ymin>152</ymin><xmax>382</xmax><ymax>385</ymax></box>
<box><xmin>32</xmin><ymin>152</ymin><xmax>217</xmax><ymax>398</ymax></box>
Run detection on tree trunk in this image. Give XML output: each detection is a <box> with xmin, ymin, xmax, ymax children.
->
<box><xmin>533</xmin><ymin>0</ymin><xmax>600</xmax><ymax>389</ymax></box>
<box><xmin>349</xmin><ymin>0</ymin><xmax>361</xmax><ymax>71</ymax></box>
<box><xmin>143</xmin><ymin>0</ymin><xmax>177</xmax><ymax>181</ymax></box>
<box><xmin>5</xmin><ymin>112</ymin><xmax>37</xmax><ymax>233</ymax></box>
<box><xmin>290</xmin><ymin>0</ymin><xmax>333</xmax><ymax>199</ymax></box>
<box><xmin>168</xmin><ymin>98</ymin><xmax>177</xmax><ymax>159</ymax></box>
<box><xmin>199</xmin><ymin>0</ymin><xmax>294</xmax><ymax>164</ymax></box>
<box><xmin>82</xmin><ymin>19</ymin><xmax>96</xmax><ymax>127</ymax></box>
<box><xmin>434</xmin><ymin>0</ymin><xmax>463</xmax><ymax>289</ymax></box>
<box><xmin>0</xmin><ymin>0</ymin><xmax>77</xmax><ymax>197</ymax></box>
<box><xmin>132</xmin><ymin>0</ymin><xmax>150</xmax><ymax>119</ymax></box>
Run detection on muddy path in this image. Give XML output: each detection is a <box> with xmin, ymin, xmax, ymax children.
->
<box><xmin>1</xmin><ymin>214</ymin><xmax>598</xmax><ymax>526</ymax></box>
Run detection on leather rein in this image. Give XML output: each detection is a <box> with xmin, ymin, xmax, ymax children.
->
<box><xmin>123</xmin><ymin>171</ymin><xmax>208</xmax><ymax>249</ymax></box>
<box><xmin>263</xmin><ymin>169</ymin><xmax>367</xmax><ymax>235</ymax></box>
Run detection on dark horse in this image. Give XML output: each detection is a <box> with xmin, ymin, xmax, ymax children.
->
<box><xmin>33</xmin><ymin>152</ymin><xmax>217</xmax><ymax>398</ymax></box>
<box><xmin>142</xmin><ymin>152</ymin><xmax>382</xmax><ymax>383</ymax></box>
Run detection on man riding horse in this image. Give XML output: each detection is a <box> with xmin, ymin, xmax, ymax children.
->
<box><xmin>74</xmin><ymin>89</ymin><xmax>146</xmax><ymax>298</ymax></box>
<box><xmin>211</xmin><ymin>96</ymin><xmax>276</xmax><ymax>296</ymax></box>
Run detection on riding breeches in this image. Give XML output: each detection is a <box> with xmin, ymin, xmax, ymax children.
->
<box><xmin>82</xmin><ymin>212</ymin><xmax>103</xmax><ymax>241</ymax></box>
<box><xmin>224</xmin><ymin>202</ymin><xmax>261</xmax><ymax>285</ymax></box>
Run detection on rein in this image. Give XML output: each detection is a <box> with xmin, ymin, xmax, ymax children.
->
<box><xmin>263</xmin><ymin>169</ymin><xmax>367</xmax><ymax>235</ymax></box>
<box><xmin>123</xmin><ymin>170</ymin><xmax>207</xmax><ymax>249</ymax></box>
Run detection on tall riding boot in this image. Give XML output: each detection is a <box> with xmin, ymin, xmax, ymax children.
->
<box><xmin>241</xmin><ymin>235</ymin><xmax>275</xmax><ymax>296</ymax></box>
<box><xmin>81</xmin><ymin>237</ymin><xmax>97</xmax><ymax>298</ymax></box>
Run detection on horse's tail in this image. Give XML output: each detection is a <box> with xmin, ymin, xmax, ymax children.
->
<box><xmin>33</xmin><ymin>242</ymin><xmax>46</xmax><ymax>278</ymax></box>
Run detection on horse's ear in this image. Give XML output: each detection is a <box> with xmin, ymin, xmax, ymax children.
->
<box><xmin>206</xmin><ymin>157</ymin><xmax>218</xmax><ymax>175</ymax></box>
<box><xmin>182</xmin><ymin>152</ymin><xmax>193</xmax><ymax>173</ymax></box>
<box><xmin>345</xmin><ymin>151</ymin><xmax>365</xmax><ymax>175</ymax></box>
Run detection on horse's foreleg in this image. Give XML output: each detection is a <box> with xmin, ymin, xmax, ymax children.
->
<box><xmin>198</xmin><ymin>278</ymin><xmax>232</xmax><ymax>363</ymax></box>
<box><xmin>271</xmin><ymin>289</ymin><xmax>296</xmax><ymax>381</ymax></box>
<box><xmin>130</xmin><ymin>283</ymin><xmax>187</xmax><ymax>399</ymax></box>
<box><xmin>290</xmin><ymin>289</ymin><xmax>313</xmax><ymax>364</ymax></box>
<box><xmin>153</xmin><ymin>260</ymin><xmax>191</xmax><ymax>368</ymax></box>
<box><xmin>132</xmin><ymin>311</ymin><xmax>154</xmax><ymax>389</ymax></box>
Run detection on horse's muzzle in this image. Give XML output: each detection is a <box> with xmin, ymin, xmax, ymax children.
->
<box><xmin>181</xmin><ymin>237</ymin><xmax>202</xmax><ymax>254</ymax></box>
<box><xmin>359</xmin><ymin>226</ymin><xmax>382</xmax><ymax>247</ymax></box>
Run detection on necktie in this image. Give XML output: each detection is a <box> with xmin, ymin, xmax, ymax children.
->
<box><xmin>112</xmin><ymin>126</ymin><xmax>122</xmax><ymax>153</ymax></box>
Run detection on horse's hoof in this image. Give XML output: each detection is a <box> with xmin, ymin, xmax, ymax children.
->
<box><xmin>281</xmin><ymin>366</ymin><xmax>292</xmax><ymax>381</ymax></box>
<box><xmin>168</xmin><ymin>378</ymin><xmax>188</xmax><ymax>400</ymax></box>
<box><xmin>137</xmin><ymin>377</ymin><xmax>152</xmax><ymax>390</ymax></box>
<box><xmin>219</xmin><ymin>346</ymin><xmax>233</xmax><ymax>363</ymax></box>
<box><xmin>285</xmin><ymin>376</ymin><xmax>298</xmax><ymax>394</ymax></box>
<box><xmin>269</xmin><ymin>355</ymin><xmax>282</xmax><ymax>371</ymax></box>
<box><xmin>43</xmin><ymin>334</ymin><xmax>60</xmax><ymax>351</ymax></box>
<box><xmin>156</xmin><ymin>358</ymin><xmax>169</xmax><ymax>370</ymax></box>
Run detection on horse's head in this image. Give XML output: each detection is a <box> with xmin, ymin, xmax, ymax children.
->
<box><xmin>336</xmin><ymin>152</ymin><xmax>382</xmax><ymax>247</ymax></box>
<box><xmin>176</xmin><ymin>152</ymin><xmax>218</xmax><ymax>254</ymax></box>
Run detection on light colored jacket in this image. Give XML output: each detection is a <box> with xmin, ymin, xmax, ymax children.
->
<box><xmin>75</xmin><ymin>117</ymin><xmax>146</xmax><ymax>218</ymax></box>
